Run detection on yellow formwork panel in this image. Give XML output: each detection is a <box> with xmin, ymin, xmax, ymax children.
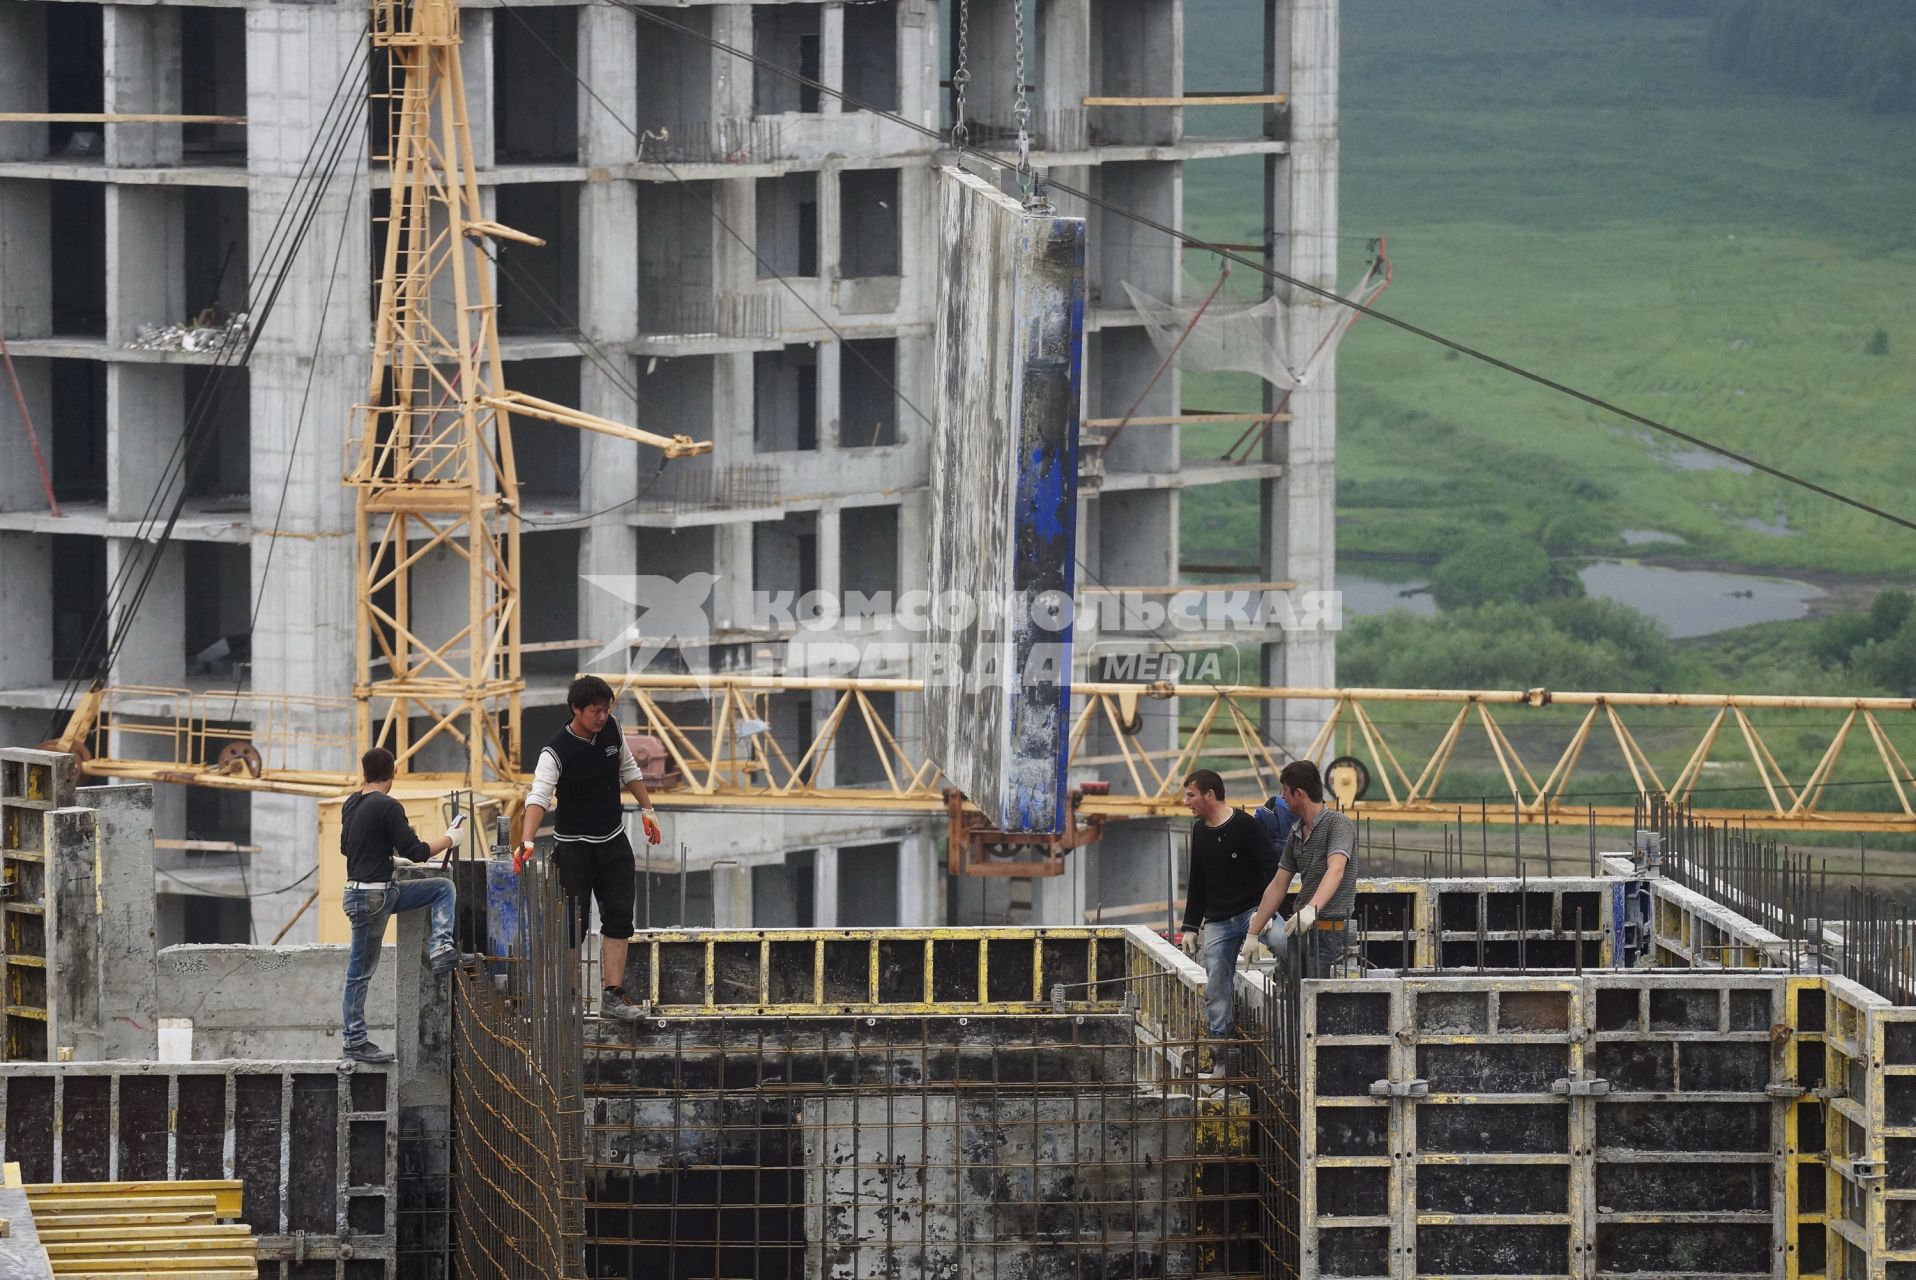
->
<box><xmin>631</xmin><ymin>926</ymin><xmax>1145</xmax><ymax>1015</ymax></box>
<box><xmin>1787</xmin><ymin>976</ymin><xmax>1831</xmax><ymax>1280</ymax></box>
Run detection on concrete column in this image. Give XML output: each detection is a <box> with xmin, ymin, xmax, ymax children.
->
<box><xmin>75</xmin><ymin>783</ymin><xmax>159</xmax><ymax>1058</ymax></box>
<box><xmin>711</xmin><ymin>523</ymin><xmax>754</xmax><ymax>634</ymax></box>
<box><xmin>0</xmin><ymin>183</ymin><xmax>51</xmax><ymax>342</ymax></box>
<box><xmin>244</xmin><ymin>3</ymin><xmax>368</xmax><ymax>944</ymax></box>
<box><xmin>712</xmin><ymin>859</ymin><xmax>752</xmax><ymax>927</ymax></box>
<box><xmin>710</xmin><ymin>7</ymin><xmax>754</xmax><ymax>123</ymax></box>
<box><xmin>48</xmin><ymin>804</ymin><xmax>101</xmax><ymax>1059</ymax></box>
<box><xmin>1263</xmin><ymin>0</ymin><xmax>1338</xmax><ymax>747</ymax></box>
<box><xmin>579</xmin><ymin>5</ymin><xmax>639</xmax><ymax>165</ymax></box>
<box><xmin>1036</xmin><ymin>848</ymin><xmax>1088</xmax><ymax>926</ymax></box>
<box><xmin>1040</xmin><ymin>0</ymin><xmax>1091</xmax><ymax>148</ymax></box>
<box><xmin>820</xmin><ymin>6</ymin><xmax>846</xmax><ymax>116</ymax></box>
<box><xmin>576</xmin><ymin>163</ymin><xmax>642</xmax><ymax>666</ymax></box>
<box><xmin>0</xmin><ymin>536</ymin><xmax>52</xmax><ymax>689</ymax></box>
<box><xmin>104</xmin><ymin>6</ymin><xmax>183</xmax><ymax>168</ymax></box>
<box><xmin>812</xmin><ymin>846</ymin><xmax>840</xmax><ymax>927</ymax></box>
<box><xmin>105</xmin><ymin>538</ymin><xmax>185</xmax><ymax>686</ymax></box>
<box><xmin>897</xmin><ymin>826</ymin><xmax>942</xmax><ymax>926</ymax></box>
<box><xmin>106</xmin><ymin>365</ymin><xmax>183</xmax><ymax>521</ymax></box>
<box><xmin>462</xmin><ymin>9</ymin><xmax>496</xmax><ymax>168</ymax></box>
<box><xmin>105</xmin><ymin>186</ymin><xmax>185</xmax><ymax>346</ymax></box>
<box><xmin>0</xmin><ymin>4</ymin><xmax>49</xmax><ymax>163</ymax></box>
<box><xmin>0</xmin><ymin>362</ymin><xmax>52</xmax><ymax>513</ymax></box>
<box><xmin>815</xmin><ymin>508</ymin><xmax>843</xmax><ymax>605</ymax></box>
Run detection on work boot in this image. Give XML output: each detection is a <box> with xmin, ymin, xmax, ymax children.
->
<box><xmin>344</xmin><ymin>1040</ymin><xmax>395</xmax><ymax>1064</ymax></box>
<box><xmin>429</xmin><ymin>945</ymin><xmax>457</xmax><ymax>975</ymax></box>
<box><xmin>601</xmin><ymin>986</ymin><xmax>647</xmax><ymax>1022</ymax></box>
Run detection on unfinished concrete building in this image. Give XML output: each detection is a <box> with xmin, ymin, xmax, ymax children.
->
<box><xmin>0</xmin><ymin>0</ymin><xmax>1337</xmax><ymax>943</ymax></box>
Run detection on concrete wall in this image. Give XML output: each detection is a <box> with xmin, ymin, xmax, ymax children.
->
<box><xmin>155</xmin><ymin>942</ymin><xmax>391</xmax><ymax>1061</ymax></box>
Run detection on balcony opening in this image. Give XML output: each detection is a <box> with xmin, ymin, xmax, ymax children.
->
<box><xmin>640</xmin><ymin>869</ymin><xmax>713</xmax><ymax>929</ymax></box>
<box><xmin>753</xmin><ymin>849</ymin><xmax>816</xmax><ymax>928</ymax></box>
<box><xmin>839</xmin><ymin>169</ymin><xmax>900</xmax><ymax>279</ymax></box>
<box><xmin>49</xmin><ymin>182</ymin><xmax>105</xmax><ymax>336</ymax></box>
<box><xmin>51</xmin><ymin>534</ymin><xmax>106</xmax><ymax>681</ymax></box>
<box><xmin>520</xmin><ymin>529</ymin><xmax>583</xmax><ymax>677</ymax></box>
<box><xmin>837</xmin><ymin>843</ymin><xmax>901</xmax><ymax>925</ymax></box>
<box><xmin>180</xmin><ymin>8</ymin><xmax>247</xmax><ymax>164</ymax></box>
<box><xmin>504</xmin><ymin>358</ymin><xmax>582</xmax><ymax>504</ymax></box>
<box><xmin>755</xmin><ymin>173</ymin><xmax>818</xmax><ymax>280</ymax></box>
<box><xmin>635</xmin><ymin>9</ymin><xmax>715</xmax><ymax>158</ymax></box>
<box><xmin>494</xmin><ymin>183</ymin><xmax>579</xmax><ymax>336</ymax></box>
<box><xmin>494</xmin><ymin>6</ymin><xmax>579</xmax><ymax>163</ymax></box>
<box><xmin>183</xmin><ymin>187</ymin><xmax>249</xmax><ymax>321</ymax></box>
<box><xmin>637</xmin><ymin>181</ymin><xmax>718</xmax><ymax>333</ymax></box>
<box><xmin>45</xmin><ymin>5</ymin><xmax>103</xmax><ymax>157</ymax></box>
<box><xmin>839</xmin><ymin>339</ymin><xmax>899</xmax><ymax>447</ymax></box>
<box><xmin>49</xmin><ymin>360</ymin><xmax>107</xmax><ymax>504</ymax></box>
<box><xmin>184</xmin><ymin>542</ymin><xmax>250</xmax><ymax>676</ymax></box>
<box><xmin>182</xmin><ymin>367</ymin><xmax>250</xmax><ymax>503</ymax></box>
<box><xmin>753</xmin><ymin>345</ymin><xmax>819</xmax><ymax>453</ymax></box>
<box><xmin>752</xmin><ymin>7</ymin><xmax>821</xmax><ymax>116</ymax></box>
<box><xmin>839</xmin><ymin>505</ymin><xmax>899</xmax><ymax>603</ymax></box>
<box><xmin>844</xmin><ymin>1</ymin><xmax>901</xmax><ymax>113</ymax></box>
<box><xmin>753</xmin><ymin>512</ymin><xmax>818</xmax><ymax>606</ymax></box>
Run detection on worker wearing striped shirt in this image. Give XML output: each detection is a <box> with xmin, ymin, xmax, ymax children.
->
<box><xmin>518</xmin><ymin>675</ymin><xmax>663</xmax><ymax>1022</ymax></box>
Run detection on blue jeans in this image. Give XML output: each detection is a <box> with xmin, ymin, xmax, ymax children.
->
<box><xmin>1275</xmin><ymin>920</ymin><xmax>1351</xmax><ymax>981</ymax></box>
<box><xmin>1201</xmin><ymin>907</ymin><xmax>1255</xmax><ymax>1039</ymax></box>
<box><xmin>341</xmin><ymin>878</ymin><xmax>455</xmax><ymax>1048</ymax></box>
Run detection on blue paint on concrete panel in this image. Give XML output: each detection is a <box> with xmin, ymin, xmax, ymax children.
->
<box><xmin>487</xmin><ymin>857</ymin><xmax>520</xmax><ymax>961</ymax></box>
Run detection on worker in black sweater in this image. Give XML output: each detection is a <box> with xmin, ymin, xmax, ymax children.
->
<box><xmin>339</xmin><ymin>746</ymin><xmax>466</xmax><ymax>1064</ymax></box>
<box><xmin>1177</xmin><ymin>768</ymin><xmax>1280</xmax><ymax>1065</ymax></box>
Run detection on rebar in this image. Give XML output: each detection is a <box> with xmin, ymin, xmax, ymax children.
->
<box><xmin>450</xmin><ymin>857</ymin><xmax>588</xmax><ymax>1279</ymax></box>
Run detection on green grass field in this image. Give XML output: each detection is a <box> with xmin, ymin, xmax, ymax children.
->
<box><xmin>1178</xmin><ymin>0</ymin><xmax>1916</xmax><ymax>575</ymax></box>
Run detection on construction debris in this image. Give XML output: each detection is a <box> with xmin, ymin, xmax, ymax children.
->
<box><xmin>126</xmin><ymin>312</ymin><xmax>250</xmax><ymax>354</ymax></box>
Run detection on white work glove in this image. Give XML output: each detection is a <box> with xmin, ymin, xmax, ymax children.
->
<box><xmin>1285</xmin><ymin>903</ymin><xmax>1318</xmax><ymax>937</ymax></box>
<box><xmin>1178</xmin><ymin>929</ymin><xmax>1202</xmax><ymax>959</ymax></box>
<box><xmin>443</xmin><ymin>813</ymin><xmax>468</xmax><ymax>845</ymax></box>
<box><xmin>640</xmin><ymin>809</ymin><xmax>662</xmax><ymax>845</ymax></box>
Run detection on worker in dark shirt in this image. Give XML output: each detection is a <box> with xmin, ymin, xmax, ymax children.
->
<box><xmin>339</xmin><ymin>746</ymin><xmax>465</xmax><ymax>1064</ymax></box>
<box><xmin>1177</xmin><ymin>768</ymin><xmax>1280</xmax><ymax>1067</ymax></box>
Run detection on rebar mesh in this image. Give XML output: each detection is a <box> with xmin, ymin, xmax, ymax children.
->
<box><xmin>451</xmin><ymin>858</ymin><xmax>587</xmax><ymax>1279</ymax></box>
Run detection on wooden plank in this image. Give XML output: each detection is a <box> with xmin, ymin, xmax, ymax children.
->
<box><xmin>46</xmin><ymin>1257</ymin><xmax>257</xmax><ymax>1273</ymax></box>
<box><xmin>1083</xmin><ymin>412</ymin><xmax>1291</xmax><ymax>427</ymax></box>
<box><xmin>32</xmin><ymin>1212</ymin><xmax>217</xmax><ymax>1230</ymax></box>
<box><xmin>38</xmin><ymin>1224</ymin><xmax>251</xmax><ymax>1244</ymax></box>
<box><xmin>46</xmin><ymin>1234</ymin><xmax>256</xmax><ymax>1257</ymax></box>
<box><xmin>0</xmin><ymin>113</ymin><xmax>245</xmax><ymax>125</ymax></box>
<box><xmin>57</xmin><ymin>1273</ymin><xmax>254</xmax><ymax>1280</ymax></box>
<box><xmin>1083</xmin><ymin>94</ymin><xmax>1286</xmax><ymax>106</ymax></box>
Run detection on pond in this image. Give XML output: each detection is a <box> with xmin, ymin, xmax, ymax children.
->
<box><xmin>1340</xmin><ymin>560</ymin><xmax>1826</xmax><ymax>639</ymax></box>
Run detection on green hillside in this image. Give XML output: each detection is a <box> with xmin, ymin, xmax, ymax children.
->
<box><xmin>1178</xmin><ymin>0</ymin><xmax>1916</xmax><ymax>577</ymax></box>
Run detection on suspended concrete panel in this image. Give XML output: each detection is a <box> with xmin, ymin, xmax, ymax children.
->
<box><xmin>927</xmin><ymin>167</ymin><xmax>1085</xmax><ymax>834</ymax></box>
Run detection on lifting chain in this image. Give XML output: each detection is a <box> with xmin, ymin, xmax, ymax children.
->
<box><xmin>951</xmin><ymin>0</ymin><xmax>971</xmax><ymax>148</ymax></box>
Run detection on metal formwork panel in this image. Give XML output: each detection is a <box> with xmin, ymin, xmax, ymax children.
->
<box><xmin>1788</xmin><ymin>977</ymin><xmax>1833</xmax><ymax>1280</ymax></box>
<box><xmin>0</xmin><ymin>750</ymin><xmax>76</xmax><ymax>1062</ymax></box>
<box><xmin>1301</xmin><ymin>977</ymin><xmax>1401</xmax><ymax>1280</ymax></box>
<box><xmin>1301</xmin><ymin>974</ymin><xmax>1791</xmax><ymax>1280</ymax></box>
<box><xmin>1826</xmin><ymin>981</ymin><xmax>1879</xmax><ymax>1280</ymax></box>
<box><xmin>1870</xmin><ymin>999</ymin><xmax>1916</xmax><ymax>1280</ymax></box>
<box><xmin>1586</xmin><ymin>973</ymin><xmax>1785</xmax><ymax>1280</ymax></box>
<box><xmin>0</xmin><ymin>1061</ymin><xmax>399</xmax><ymax>1279</ymax></box>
